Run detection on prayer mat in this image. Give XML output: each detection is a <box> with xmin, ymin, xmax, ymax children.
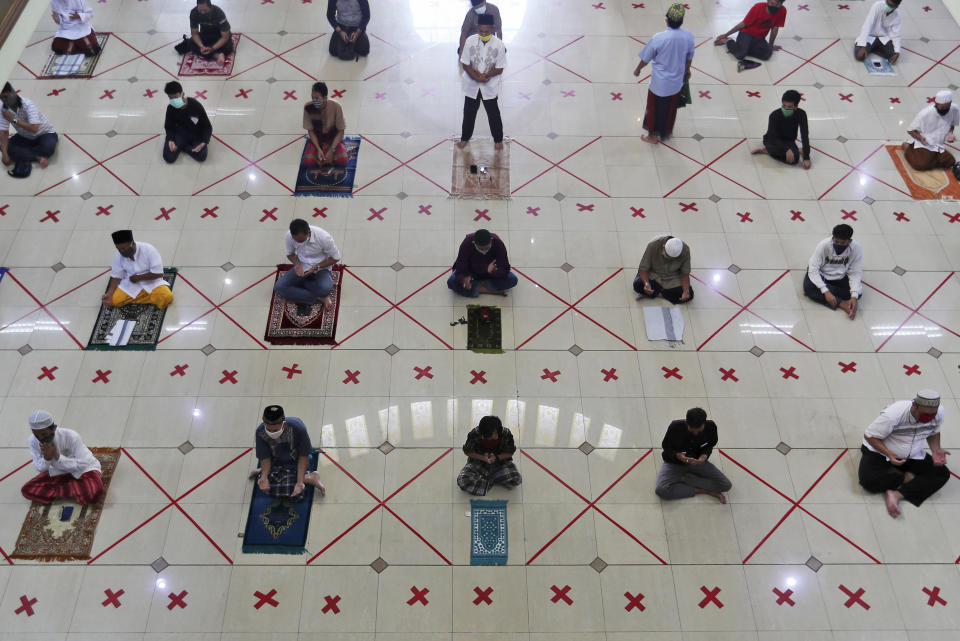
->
<box><xmin>643</xmin><ymin>306</ymin><xmax>685</xmax><ymax>342</ymax></box>
<box><xmin>466</xmin><ymin>304</ymin><xmax>503</xmax><ymax>353</ymax></box>
<box><xmin>294</xmin><ymin>136</ymin><xmax>361</xmax><ymax>197</ymax></box>
<box><xmin>11</xmin><ymin>447</ymin><xmax>119</xmax><ymax>562</ymax></box>
<box><xmin>38</xmin><ymin>33</ymin><xmax>109</xmax><ymax>78</ymax></box>
<box><xmin>242</xmin><ymin>450</ymin><xmax>319</xmax><ymax>554</ymax></box>
<box><xmin>863</xmin><ymin>56</ymin><xmax>896</xmax><ymax>75</ymax></box>
<box><xmin>886</xmin><ymin>144</ymin><xmax>960</xmax><ymax>200</ymax></box>
<box><xmin>177</xmin><ymin>33</ymin><xmax>241</xmax><ymax>76</ymax></box>
<box><xmin>451</xmin><ymin>138</ymin><xmax>510</xmax><ymax>199</ymax></box>
<box><xmin>85</xmin><ymin>268</ymin><xmax>177</xmax><ymax>351</ymax></box>
<box><xmin>470</xmin><ymin>499</ymin><xmax>508</xmax><ymax>565</ymax></box>
<box><xmin>263</xmin><ymin>264</ymin><xmax>342</xmax><ymax>345</ymax></box>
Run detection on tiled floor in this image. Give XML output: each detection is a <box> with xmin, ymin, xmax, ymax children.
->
<box><xmin>1</xmin><ymin>0</ymin><xmax>960</xmax><ymax>638</ymax></box>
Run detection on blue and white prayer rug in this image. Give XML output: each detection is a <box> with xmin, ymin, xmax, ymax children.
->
<box><xmin>470</xmin><ymin>499</ymin><xmax>508</xmax><ymax>565</ymax></box>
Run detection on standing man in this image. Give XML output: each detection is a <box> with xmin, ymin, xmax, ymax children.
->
<box><xmin>162</xmin><ymin>81</ymin><xmax>212</xmax><ymax>164</ymax></box>
<box><xmin>459</xmin><ymin>0</ymin><xmax>503</xmax><ymax>55</ymax></box>
<box><xmin>633</xmin><ymin>4</ymin><xmax>695</xmax><ymax>144</ymax></box>
<box><xmin>634</xmin><ymin>235</ymin><xmax>693</xmax><ymax>304</ymax></box>
<box><xmin>854</xmin><ymin>0</ymin><xmax>902</xmax><ymax>64</ymax></box>
<box><xmin>102</xmin><ymin>230</ymin><xmax>174</xmax><ymax>309</ymax></box>
<box><xmin>22</xmin><ymin>410</ymin><xmax>103</xmax><ymax>506</ymax></box>
<box><xmin>858</xmin><ymin>391</ymin><xmax>949</xmax><ymax>518</ymax></box>
<box><xmin>904</xmin><ymin>89</ymin><xmax>959</xmax><ymax>173</ymax></box>
<box><xmin>303</xmin><ymin>82</ymin><xmax>348</xmax><ymax>169</ymax></box>
<box><xmin>458</xmin><ymin>14</ymin><xmax>506</xmax><ymax>150</ymax></box>
<box><xmin>803</xmin><ymin>224</ymin><xmax>862</xmax><ymax>320</ymax></box>
<box><xmin>252</xmin><ymin>405</ymin><xmax>325</xmax><ymax>501</ymax></box>
<box><xmin>1</xmin><ymin>82</ymin><xmax>58</xmax><ymax>178</ymax></box>
<box><xmin>275</xmin><ymin>218</ymin><xmax>341</xmax><ymax>313</ymax></box>
<box><xmin>457</xmin><ymin>415</ymin><xmax>522</xmax><ymax>496</ymax></box>
<box><xmin>50</xmin><ymin>0</ymin><xmax>101</xmax><ymax>56</ymax></box>
<box><xmin>448</xmin><ymin>228</ymin><xmax>518</xmax><ymax>297</ymax></box>
<box><xmin>327</xmin><ymin>0</ymin><xmax>371</xmax><ymax>59</ymax></box>
<box><xmin>655</xmin><ymin>408</ymin><xmax>732</xmax><ymax>503</ymax></box>
<box><xmin>714</xmin><ymin>0</ymin><xmax>787</xmax><ymax>71</ymax></box>
<box><xmin>174</xmin><ymin>0</ymin><xmax>233</xmax><ymax>66</ymax></box>
<box><xmin>751</xmin><ymin>89</ymin><xmax>811</xmax><ymax>168</ymax></box>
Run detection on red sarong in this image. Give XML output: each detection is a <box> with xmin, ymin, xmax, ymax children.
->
<box><xmin>303</xmin><ymin>141</ymin><xmax>349</xmax><ymax>168</ymax></box>
<box><xmin>642</xmin><ymin>89</ymin><xmax>681</xmax><ymax>140</ymax></box>
<box><xmin>21</xmin><ymin>470</ymin><xmax>103</xmax><ymax>506</ymax></box>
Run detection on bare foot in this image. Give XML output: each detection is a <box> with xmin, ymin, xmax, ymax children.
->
<box><xmin>750</xmin><ymin>146</ymin><xmax>768</xmax><ymax>155</ymax></box>
<box><xmin>456</xmin><ymin>140</ymin><xmax>469</xmax><ymax>149</ymax></box>
<box><xmin>322</xmin><ymin>296</ymin><xmax>334</xmax><ymax>311</ymax></box>
<box><xmin>494</xmin><ymin>142</ymin><xmax>504</xmax><ymax>150</ymax></box>
<box><xmin>215</xmin><ymin>53</ymin><xmax>226</xmax><ymax>66</ymax></box>
<box><xmin>640</xmin><ymin>133</ymin><xmax>659</xmax><ymax>145</ymax></box>
<box><xmin>885</xmin><ymin>489</ymin><xmax>902</xmax><ymax>518</ymax></box>
<box><xmin>847</xmin><ymin>305</ymin><xmax>857</xmax><ymax>321</ymax></box>
<box><xmin>695</xmin><ymin>488</ymin><xmax>727</xmax><ymax>503</ymax></box>
<box><xmin>305</xmin><ymin>471</ymin><xmax>326</xmax><ymax>497</ymax></box>
<box><xmin>903</xmin><ymin>471</ymin><xmax>916</xmax><ymax>483</ymax></box>
<box><xmin>38</xmin><ymin>157</ymin><xmax>49</xmax><ymax>169</ymax></box>
<box><xmin>248</xmin><ymin>468</ymin><xmax>261</xmax><ymax>480</ymax></box>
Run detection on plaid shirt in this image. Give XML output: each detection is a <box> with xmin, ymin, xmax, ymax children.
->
<box><xmin>462</xmin><ymin>426</ymin><xmax>516</xmax><ymax>458</ymax></box>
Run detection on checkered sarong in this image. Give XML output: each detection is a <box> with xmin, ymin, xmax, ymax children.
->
<box><xmin>21</xmin><ymin>470</ymin><xmax>103</xmax><ymax>506</ymax></box>
<box><xmin>262</xmin><ymin>464</ymin><xmax>300</xmax><ymax>500</ymax></box>
<box><xmin>457</xmin><ymin>459</ymin><xmax>522</xmax><ymax>496</ymax></box>
<box><xmin>303</xmin><ymin>140</ymin><xmax>349</xmax><ymax>167</ymax></box>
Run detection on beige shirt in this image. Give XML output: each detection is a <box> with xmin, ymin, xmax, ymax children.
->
<box><xmin>302</xmin><ymin>100</ymin><xmax>345</xmax><ymax>144</ymax></box>
<box><xmin>637</xmin><ymin>235</ymin><xmax>691</xmax><ymax>289</ymax></box>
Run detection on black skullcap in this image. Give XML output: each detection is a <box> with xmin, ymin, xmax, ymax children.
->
<box><xmin>477</xmin><ymin>13</ymin><xmax>495</xmax><ymax>25</ymax></box>
<box><xmin>471</xmin><ymin>0</ymin><xmax>485</xmax><ymax>5</ymax></box>
<box><xmin>473</xmin><ymin>229</ymin><xmax>492</xmax><ymax>246</ymax></box>
<box><xmin>111</xmin><ymin>229</ymin><xmax>134</xmax><ymax>244</ymax></box>
<box><xmin>262</xmin><ymin>405</ymin><xmax>285</xmax><ymax>423</ymax></box>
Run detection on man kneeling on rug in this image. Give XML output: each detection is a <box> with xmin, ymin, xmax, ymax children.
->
<box><xmin>22</xmin><ymin>410</ymin><xmax>103</xmax><ymax>506</ymax></box>
<box><xmin>904</xmin><ymin>89</ymin><xmax>959</xmax><ymax>175</ymax></box>
<box><xmin>304</xmin><ymin>82</ymin><xmax>348</xmax><ymax>169</ymax></box>
<box><xmin>275</xmin><ymin>218</ymin><xmax>341</xmax><ymax>315</ymax></box>
<box><xmin>50</xmin><ymin>0</ymin><xmax>101</xmax><ymax>56</ymax></box>
<box><xmin>174</xmin><ymin>0</ymin><xmax>234</xmax><ymax>66</ymax></box>
<box><xmin>448</xmin><ymin>228</ymin><xmax>518</xmax><ymax>297</ymax></box>
<box><xmin>458</xmin><ymin>415</ymin><xmax>522</xmax><ymax>496</ymax></box>
<box><xmin>251</xmin><ymin>405</ymin><xmax>325</xmax><ymax>500</ymax></box>
<box><xmin>102</xmin><ymin>230</ymin><xmax>174</xmax><ymax>309</ymax></box>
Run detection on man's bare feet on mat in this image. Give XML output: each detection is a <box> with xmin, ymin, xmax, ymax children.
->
<box><xmin>456</xmin><ymin>140</ymin><xmax>469</xmax><ymax>149</ymax></box>
<box><xmin>305</xmin><ymin>471</ymin><xmax>326</xmax><ymax>497</ymax></box>
<box><xmin>322</xmin><ymin>296</ymin><xmax>334</xmax><ymax>311</ymax></box>
<box><xmin>215</xmin><ymin>53</ymin><xmax>226</xmax><ymax>66</ymax></box>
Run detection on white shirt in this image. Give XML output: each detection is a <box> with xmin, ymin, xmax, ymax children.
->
<box><xmin>110</xmin><ymin>241</ymin><xmax>166</xmax><ymax>298</ymax></box>
<box><xmin>855</xmin><ymin>1</ymin><xmax>901</xmax><ymax>52</ymax></box>
<box><xmin>907</xmin><ymin>104</ymin><xmax>960</xmax><ymax>152</ymax></box>
<box><xmin>863</xmin><ymin>400</ymin><xmax>944</xmax><ymax>460</ymax></box>
<box><xmin>29</xmin><ymin>427</ymin><xmax>101</xmax><ymax>478</ymax></box>
<box><xmin>0</xmin><ymin>96</ymin><xmax>57</xmax><ymax>140</ymax></box>
<box><xmin>51</xmin><ymin>0</ymin><xmax>94</xmax><ymax>40</ymax></box>
<box><xmin>284</xmin><ymin>225</ymin><xmax>341</xmax><ymax>272</ymax></box>
<box><xmin>460</xmin><ymin>34</ymin><xmax>507</xmax><ymax>100</ymax></box>
<box><xmin>807</xmin><ymin>237</ymin><xmax>863</xmax><ymax>297</ymax></box>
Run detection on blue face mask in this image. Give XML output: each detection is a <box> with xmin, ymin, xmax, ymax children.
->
<box><xmin>169</xmin><ymin>97</ymin><xmax>185</xmax><ymax>109</ymax></box>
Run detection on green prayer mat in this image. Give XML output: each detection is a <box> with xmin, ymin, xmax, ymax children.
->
<box><xmin>467</xmin><ymin>305</ymin><xmax>503</xmax><ymax>354</ymax></box>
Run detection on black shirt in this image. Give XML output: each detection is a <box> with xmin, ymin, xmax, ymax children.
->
<box><xmin>763</xmin><ymin>107</ymin><xmax>810</xmax><ymax>160</ymax></box>
<box><xmin>462</xmin><ymin>426</ymin><xmax>517</xmax><ymax>457</ymax></box>
<box><xmin>164</xmin><ymin>98</ymin><xmax>212</xmax><ymax>144</ymax></box>
<box><xmin>189</xmin><ymin>5</ymin><xmax>231</xmax><ymax>33</ymax></box>
<box><xmin>660</xmin><ymin>419</ymin><xmax>719</xmax><ymax>464</ymax></box>
<box><xmin>254</xmin><ymin>417</ymin><xmax>313</xmax><ymax>466</ymax></box>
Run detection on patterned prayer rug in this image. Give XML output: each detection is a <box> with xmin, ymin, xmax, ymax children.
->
<box><xmin>85</xmin><ymin>268</ymin><xmax>176</xmax><ymax>350</ymax></box>
<box><xmin>11</xmin><ymin>448</ymin><xmax>120</xmax><ymax>562</ymax></box>
<box><xmin>177</xmin><ymin>33</ymin><xmax>241</xmax><ymax>76</ymax></box>
<box><xmin>451</xmin><ymin>138</ymin><xmax>510</xmax><ymax>198</ymax></box>
<box><xmin>38</xmin><ymin>33</ymin><xmax>109</xmax><ymax>78</ymax></box>
<box><xmin>470</xmin><ymin>499</ymin><xmax>508</xmax><ymax>565</ymax></box>
<box><xmin>242</xmin><ymin>450</ymin><xmax>320</xmax><ymax>554</ymax></box>
<box><xmin>264</xmin><ymin>264</ymin><xmax>342</xmax><ymax>345</ymax></box>
<box><xmin>294</xmin><ymin>136</ymin><xmax>361</xmax><ymax>196</ymax></box>
<box><xmin>886</xmin><ymin>144</ymin><xmax>960</xmax><ymax>200</ymax></box>
<box><xmin>466</xmin><ymin>304</ymin><xmax>503</xmax><ymax>353</ymax></box>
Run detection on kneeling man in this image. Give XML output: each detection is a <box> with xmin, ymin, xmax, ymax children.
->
<box><xmin>22</xmin><ymin>410</ymin><xmax>103</xmax><ymax>506</ymax></box>
<box><xmin>253</xmin><ymin>405</ymin><xmax>325</xmax><ymax>500</ymax></box>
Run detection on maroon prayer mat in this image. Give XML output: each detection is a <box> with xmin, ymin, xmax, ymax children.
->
<box><xmin>178</xmin><ymin>33</ymin><xmax>241</xmax><ymax>76</ymax></box>
<box><xmin>263</xmin><ymin>264</ymin><xmax>343</xmax><ymax>345</ymax></box>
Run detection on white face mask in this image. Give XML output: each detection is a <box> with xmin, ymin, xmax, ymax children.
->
<box><xmin>474</xmin><ymin>5</ymin><xmax>486</xmax><ymax>14</ymax></box>
<box><xmin>265</xmin><ymin>423</ymin><xmax>285</xmax><ymax>439</ymax></box>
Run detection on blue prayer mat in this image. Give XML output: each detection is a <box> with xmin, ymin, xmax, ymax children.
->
<box><xmin>242</xmin><ymin>450</ymin><xmax>320</xmax><ymax>554</ymax></box>
<box><xmin>294</xmin><ymin>136</ymin><xmax>361</xmax><ymax>197</ymax></box>
<box><xmin>470</xmin><ymin>499</ymin><xmax>508</xmax><ymax>565</ymax></box>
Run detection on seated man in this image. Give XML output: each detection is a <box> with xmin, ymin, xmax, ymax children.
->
<box><xmin>162</xmin><ymin>81</ymin><xmax>211</xmax><ymax>164</ymax></box>
<box><xmin>327</xmin><ymin>0</ymin><xmax>371</xmax><ymax>59</ymax></box>
<box><xmin>655</xmin><ymin>407</ymin><xmax>732</xmax><ymax>503</ymax></box>
<box><xmin>714</xmin><ymin>0</ymin><xmax>786</xmax><ymax>71</ymax></box>
<box><xmin>803</xmin><ymin>224</ymin><xmax>862</xmax><ymax>320</ymax></box>
<box><xmin>854</xmin><ymin>0</ymin><xmax>902</xmax><ymax>64</ymax></box>
<box><xmin>274</xmin><ymin>218</ymin><xmax>341</xmax><ymax>313</ymax></box>
<box><xmin>1</xmin><ymin>82</ymin><xmax>59</xmax><ymax>178</ymax></box>
<box><xmin>22</xmin><ymin>410</ymin><xmax>103</xmax><ymax>506</ymax></box>
<box><xmin>752</xmin><ymin>89</ymin><xmax>811</xmax><ymax>168</ymax></box>
<box><xmin>102</xmin><ymin>230</ymin><xmax>174</xmax><ymax>309</ymax></box>
<box><xmin>252</xmin><ymin>405</ymin><xmax>325</xmax><ymax>500</ymax></box>
<box><xmin>174</xmin><ymin>0</ymin><xmax>233</xmax><ymax>66</ymax></box>
<box><xmin>448</xmin><ymin>228</ymin><xmax>518</xmax><ymax>297</ymax></box>
<box><xmin>904</xmin><ymin>89</ymin><xmax>959</xmax><ymax>174</ymax></box>
<box><xmin>858</xmin><ymin>390</ymin><xmax>949</xmax><ymax>518</ymax></box>
<box><xmin>457</xmin><ymin>415</ymin><xmax>521</xmax><ymax>496</ymax></box>
<box><xmin>459</xmin><ymin>0</ymin><xmax>503</xmax><ymax>55</ymax></box>
<box><xmin>50</xmin><ymin>0</ymin><xmax>101</xmax><ymax>56</ymax></box>
<box><xmin>634</xmin><ymin>235</ymin><xmax>693</xmax><ymax>304</ymax></box>
<box><xmin>303</xmin><ymin>82</ymin><xmax>348</xmax><ymax>168</ymax></box>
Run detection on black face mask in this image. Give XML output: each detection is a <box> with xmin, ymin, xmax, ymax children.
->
<box><xmin>766</xmin><ymin>4</ymin><xmax>779</xmax><ymax>13</ymax></box>
<box><xmin>936</xmin><ymin>106</ymin><xmax>951</xmax><ymax>116</ymax></box>
<box><xmin>832</xmin><ymin>243</ymin><xmax>848</xmax><ymax>255</ymax></box>
<box><xmin>119</xmin><ymin>247</ymin><xmax>136</xmax><ymax>258</ymax></box>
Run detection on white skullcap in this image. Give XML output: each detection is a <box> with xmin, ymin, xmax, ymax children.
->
<box><xmin>664</xmin><ymin>237</ymin><xmax>684</xmax><ymax>258</ymax></box>
<box><xmin>914</xmin><ymin>389</ymin><xmax>941</xmax><ymax>408</ymax></box>
<box><xmin>28</xmin><ymin>410</ymin><xmax>54</xmax><ymax>430</ymax></box>
<box><xmin>935</xmin><ymin>89</ymin><xmax>953</xmax><ymax>104</ymax></box>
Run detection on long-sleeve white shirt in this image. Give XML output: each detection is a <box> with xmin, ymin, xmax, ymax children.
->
<box><xmin>907</xmin><ymin>104</ymin><xmax>960</xmax><ymax>153</ymax></box>
<box><xmin>855</xmin><ymin>1</ymin><xmax>901</xmax><ymax>53</ymax></box>
<box><xmin>109</xmin><ymin>241</ymin><xmax>167</xmax><ymax>298</ymax></box>
<box><xmin>50</xmin><ymin>0</ymin><xmax>95</xmax><ymax>40</ymax></box>
<box><xmin>807</xmin><ymin>237</ymin><xmax>863</xmax><ymax>297</ymax></box>
<box><xmin>29</xmin><ymin>428</ymin><xmax>101</xmax><ymax>478</ymax></box>
<box><xmin>863</xmin><ymin>400</ymin><xmax>944</xmax><ymax>460</ymax></box>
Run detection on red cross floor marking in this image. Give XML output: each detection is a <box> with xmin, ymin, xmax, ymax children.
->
<box><xmin>260</xmin><ymin>207</ymin><xmax>278</xmax><ymax>222</ymax></box>
<box><xmin>47</xmin><ymin>87</ymin><xmax>66</xmax><ymax>96</ymax></box>
<box><xmin>611</xmin><ymin>92</ymin><xmax>623</xmax><ymax>100</ymax></box>
<box><xmin>95</xmin><ymin>204</ymin><xmax>113</xmax><ymax>216</ymax></box>
<box><xmin>923</xmin><ymin>4</ymin><xmax>932</xmax><ymax>9</ymax></box>
<box><xmin>779</xmin><ymin>366</ymin><xmax>799</xmax><ymax>379</ymax></box>
<box><xmin>331</xmin><ymin>89</ymin><xmax>346</xmax><ymax>98</ymax></box>
<box><xmin>630</xmin><ymin>206</ymin><xmax>645</xmax><ymax>217</ymax></box>
<box><xmin>413</xmin><ymin>366</ymin><xmax>434</xmax><ymax>380</ymax></box>
<box><xmin>313</xmin><ymin>207</ymin><xmax>328</xmax><ymax>218</ymax></box>
<box><xmin>892</xmin><ymin>211</ymin><xmax>909</xmax><ymax>222</ymax></box>
<box><xmin>624</xmin><ymin>591</ymin><xmax>645</xmax><ymax>612</ymax></box>
<box><xmin>167</xmin><ymin>590</ymin><xmax>188</xmax><ymax>610</ymax></box>
<box><xmin>519</xmin><ymin>91</ymin><xmax>532</xmax><ymax>99</ymax></box>
<box><xmin>839</xmin><ymin>585</ymin><xmax>869</xmax><ymax>610</ymax></box>
<box><xmin>170</xmin><ymin>364</ymin><xmax>189</xmax><ymax>376</ymax></box>
<box><xmin>253</xmin><ymin>589</ymin><xmax>279</xmax><ymax>609</ymax></box>
<box><xmin>418</xmin><ymin>204</ymin><xmax>432</xmax><ymax>215</ymax></box>
<box><xmin>680</xmin><ymin>202</ymin><xmax>698</xmax><ymax>211</ymax></box>
<box><xmin>661</xmin><ymin>137</ymin><xmax>765</xmax><ymax>199</ymax></box>
<box><xmin>219</xmin><ymin>370</ymin><xmax>238</xmax><ymax>384</ymax></box>
<box><xmin>721</xmin><ymin>448</ymin><xmax>882</xmax><ymax>563</ymax></box>
<box><xmin>474</xmin><ymin>208</ymin><xmax>490</xmax><ymax>221</ymax></box>
<box><xmin>746</xmin><ymin>90</ymin><xmax>761</xmax><ymax>98</ymax></box>
<box><xmin>907</xmin><ymin>42</ymin><xmax>960</xmax><ymax>87</ymax></box>
<box><xmin>194</xmin><ymin>134</ymin><xmax>302</xmax><ymax>196</ymax></box>
<box><xmin>100</xmin><ymin>89</ymin><xmax>115</xmax><ymax>100</ymax></box>
<box><xmin>156</xmin><ymin>206</ymin><xmax>175</xmax><ymax>221</ymax></box>
<box><xmin>550</xmin><ymin>585</ymin><xmax>573</xmax><ymax>605</ymax></box>
<box><xmin>576</xmin><ymin>202</ymin><xmax>595</xmax><ymax>212</ymax></box>
<box><xmin>838</xmin><ymin>4</ymin><xmax>850</xmax><ymax>8</ymax></box>
<box><xmin>838</xmin><ymin>361</ymin><xmax>857</xmax><ymax>373</ymax></box>
<box><xmin>407</xmin><ymin>586</ymin><xmax>430</xmax><ymax>606</ymax></box>
<box><xmin>375</xmin><ymin>92</ymin><xmax>387</xmax><ymax>99</ymax></box>
<box><xmin>526</xmin><ymin>206</ymin><xmax>540</xmax><ymax>216</ymax></box>
<box><xmin>944</xmin><ymin>212</ymin><xmax>960</xmax><ymax>223</ymax></box>
<box><xmin>15</xmin><ymin>595</ymin><xmax>37</xmax><ymax>616</ymax></box>
<box><xmin>322</xmin><ymin>595</ymin><xmax>341</xmax><ymax>613</ymax></box>
<box><xmin>194</xmin><ymin>90</ymin><xmax>207</xmax><ymax>100</ymax></box>
<box><xmin>698</xmin><ymin>90</ymin><xmax>711</xmax><ymax>99</ymax></box>
<box><xmin>92</xmin><ymin>369</ymin><xmax>111</xmax><ymax>383</ymax></box>
<box><xmin>698</xmin><ymin>586</ymin><xmax>723</xmax><ymax>609</ymax></box>
<box><xmin>0</xmin><ymin>204</ymin><xmax>8</xmax><ymax>216</ymax></box>
<box><xmin>632</xmin><ymin>2</ymin><xmax>644</xmax><ymax>6</ymax></box>
<box><xmin>662</xmin><ymin>366</ymin><xmax>682</xmax><ymax>379</ymax></box>
<box><xmin>719</xmin><ymin>367</ymin><xmax>739</xmax><ymax>382</ymax></box>
<box><xmin>523</xmin><ymin>448</ymin><xmax>665</xmax><ymax>564</ymax></box>
<box><xmin>889</xmin><ymin>96</ymin><xmax>900</xmax><ymax>103</ymax></box>
<box><xmin>773</xmin><ymin>588</ymin><xmax>795</xmax><ymax>606</ymax></box>
<box><xmin>737</xmin><ymin>211</ymin><xmax>753</xmax><ymax>223</ymax></box>
<box><xmin>367</xmin><ymin>207</ymin><xmax>387</xmax><ymax>221</ymax></box>
<box><xmin>840</xmin><ymin>209</ymin><xmax>857</xmax><ymax>220</ymax></box>
<box><xmin>903</xmin><ymin>364</ymin><xmax>921</xmax><ymax>376</ymax></box>
<box><xmin>343</xmin><ymin>369</ymin><xmax>360</xmax><ymax>384</ymax></box>
<box><xmin>865</xmin><ymin>272</ymin><xmax>960</xmax><ymax>352</ymax></box>
<box><xmin>601</xmin><ymin>368</ymin><xmax>618</xmax><ymax>382</ymax></box>
<box><xmin>814</xmin><ymin>143</ymin><xmax>911</xmax><ymax>200</ymax></box>
<box><xmin>923</xmin><ymin>586</ymin><xmax>946</xmax><ymax>606</ymax></box>
<box><xmin>561</xmin><ymin>90</ymin><xmax>576</xmax><ymax>97</ymax></box>
<box><xmin>38</xmin><ymin>366</ymin><xmax>58</xmax><ymax>380</ymax></box>
<box><xmin>235</xmin><ymin>88</ymin><xmax>251</xmax><ymax>98</ymax></box>
<box><xmin>283</xmin><ymin>90</ymin><xmax>297</xmax><ymax>100</ymax></box>
<box><xmin>282</xmin><ymin>364</ymin><xmax>302</xmax><ymax>379</ymax></box>
<box><xmin>798</xmin><ymin>3</ymin><xmax>809</xmax><ymax>7</ymax></box>
<box><xmin>473</xmin><ymin>586</ymin><xmax>493</xmax><ymax>605</ymax></box>
<box><xmin>775</xmin><ymin>39</ymin><xmax>861</xmax><ymax>87</ymax></box>
<box><xmin>102</xmin><ymin>588</ymin><xmax>124</xmax><ymax>608</ymax></box>
<box><xmin>592</xmin><ymin>2</ymin><xmax>605</xmax><ymax>8</ymax></box>
<box><xmin>144</xmin><ymin>89</ymin><xmax>157</xmax><ymax>98</ymax></box>
<box><xmin>201</xmin><ymin>206</ymin><xmax>219</xmax><ymax>219</ymax></box>
<box><xmin>927</xmin><ymin>96</ymin><xmax>936</xmax><ymax>103</ymax></box>
<box><xmin>470</xmin><ymin>369</ymin><xmax>487</xmax><ymax>384</ymax></box>
<box><xmin>541</xmin><ymin>368</ymin><xmax>561</xmax><ymax>382</ymax></box>
<box><xmin>40</xmin><ymin>210</ymin><xmax>60</xmax><ymax>223</ymax></box>
<box><xmin>510</xmin><ymin>136</ymin><xmax>609</xmax><ymax>197</ymax></box>
<box><xmin>790</xmin><ymin>209</ymin><xmax>804</xmax><ymax>221</ymax></box>
<box><xmin>354</xmin><ymin>136</ymin><xmax>451</xmax><ymax>195</ymax></box>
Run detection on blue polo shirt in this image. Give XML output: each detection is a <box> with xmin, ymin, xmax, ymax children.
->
<box><xmin>640</xmin><ymin>27</ymin><xmax>696</xmax><ymax>97</ymax></box>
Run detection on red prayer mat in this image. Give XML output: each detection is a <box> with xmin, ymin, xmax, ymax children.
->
<box><xmin>178</xmin><ymin>33</ymin><xmax>241</xmax><ymax>76</ymax></box>
<box><xmin>263</xmin><ymin>264</ymin><xmax>343</xmax><ymax>345</ymax></box>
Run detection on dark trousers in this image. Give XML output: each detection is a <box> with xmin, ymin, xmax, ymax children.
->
<box><xmin>52</xmin><ymin>32</ymin><xmax>101</xmax><ymax>56</ymax></box>
<box><xmin>633</xmin><ymin>276</ymin><xmax>693</xmax><ymax>305</ymax></box>
<box><xmin>727</xmin><ymin>32</ymin><xmax>773</xmax><ymax>60</ymax></box>
<box><xmin>328</xmin><ymin>25</ymin><xmax>370</xmax><ymax>57</ymax></box>
<box><xmin>447</xmin><ymin>271</ymin><xmax>518</xmax><ymax>297</ymax></box>
<box><xmin>461</xmin><ymin>90</ymin><xmax>503</xmax><ymax>143</ymax></box>
<box><xmin>163</xmin><ymin>132</ymin><xmax>208</xmax><ymax>164</ymax></box>
<box><xmin>8</xmin><ymin>133</ymin><xmax>58</xmax><ymax>163</ymax></box>
<box><xmin>803</xmin><ymin>273</ymin><xmax>855</xmax><ymax>309</ymax></box>
<box><xmin>858</xmin><ymin>446</ymin><xmax>950</xmax><ymax>507</ymax></box>
<box><xmin>855</xmin><ymin>38</ymin><xmax>895</xmax><ymax>59</ymax></box>
<box><xmin>763</xmin><ymin>136</ymin><xmax>800</xmax><ymax>164</ymax></box>
<box><xmin>175</xmin><ymin>27</ymin><xmax>234</xmax><ymax>58</ymax></box>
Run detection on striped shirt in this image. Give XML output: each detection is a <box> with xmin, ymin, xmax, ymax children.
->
<box><xmin>0</xmin><ymin>96</ymin><xmax>56</xmax><ymax>140</ymax></box>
